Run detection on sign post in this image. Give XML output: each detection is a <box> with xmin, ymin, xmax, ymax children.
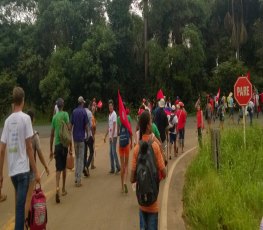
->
<box><xmin>234</xmin><ymin>76</ymin><xmax>252</xmax><ymax>148</ymax></box>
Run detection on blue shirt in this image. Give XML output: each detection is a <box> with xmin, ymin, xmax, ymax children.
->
<box><xmin>71</xmin><ymin>106</ymin><xmax>88</xmax><ymax>142</ymax></box>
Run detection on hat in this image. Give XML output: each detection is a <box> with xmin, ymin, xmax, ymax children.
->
<box><xmin>171</xmin><ymin>105</ymin><xmax>176</xmax><ymax>111</ymax></box>
<box><xmin>56</xmin><ymin>98</ymin><xmax>64</xmax><ymax>108</ymax></box>
<box><xmin>159</xmin><ymin>99</ymin><xmax>165</xmax><ymax>108</ymax></box>
<box><xmin>179</xmin><ymin>101</ymin><xmax>184</xmax><ymax>107</ymax></box>
<box><xmin>78</xmin><ymin>96</ymin><xmax>86</xmax><ymax>104</ymax></box>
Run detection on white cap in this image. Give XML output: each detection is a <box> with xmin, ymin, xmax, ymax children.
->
<box><xmin>78</xmin><ymin>96</ymin><xmax>86</xmax><ymax>104</ymax></box>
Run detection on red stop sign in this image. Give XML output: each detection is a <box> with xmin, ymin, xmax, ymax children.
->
<box><xmin>234</xmin><ymin>77</ymin><xmax>252</xmax><ymax>106</ymax></box>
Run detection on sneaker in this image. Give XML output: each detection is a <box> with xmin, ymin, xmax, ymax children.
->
<box><xmin>61</xmin><ymin>189</ymin><xmax>67</xmax><ymax>196</ymax></box>
<box><xmin>109</xmin><ymin>170</ymin><xmax>115</xmax><ymax>174</ymax></box>
<box><xmin>83</xmin><ymin>169</ymin><xmax>90</xmax><ymax>177</ymax></box>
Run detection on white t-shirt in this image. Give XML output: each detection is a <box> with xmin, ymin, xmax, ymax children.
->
<box><xmin>108</xmin><ymin>111</ymin><xmax>117</xmax><ymax>138</ymax></box>
<box><xmin>85</xmin><ymin>108</ymin><xmax>92</xmax><ymax>138</ymax></box>
<box><xmin>167</xmin><ymin>114</ymin><xmax>178</xmax><ymax>134</ymax></box>
<box><xmin>1</xmin><ymin>111</ymin><xmax>33</xmax><ymax>177</ymax></box>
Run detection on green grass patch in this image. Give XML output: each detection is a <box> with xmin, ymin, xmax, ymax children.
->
<box><xmin>184</xmin><ymin>125</ymin><xmax>263</xmax><ymax>230</ymax></box>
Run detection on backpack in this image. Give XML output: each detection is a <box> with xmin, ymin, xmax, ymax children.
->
<box><xmin>119</xmin><ymin>124</ymin><xmax>130</xmax><ymax>147</ymax></box>
<box><xmin>27</xmin><ymin>185</ymin><xmax>47</xmax><ymax>230</ymax></box>
<box><xmin>168</xmin><ymin>115</ymin><xmax>176</xmax><ymax>132</ymax></box>
<box><xmin>59</xmin><ymin>115</ymin><xmax>71</xmax><ymax>147</ymax></box>
<box><xmin>136</xmin><ymin>140</ymin><xmax>159</xmax><ymax>207</ymax></box>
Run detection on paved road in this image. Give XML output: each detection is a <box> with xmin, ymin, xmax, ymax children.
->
<box><xmin>2</xmin><ymin>114</ymin><xmax>251</xmax><ymax>230</ymax></box>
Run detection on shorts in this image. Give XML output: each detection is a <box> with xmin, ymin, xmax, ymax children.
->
<box><xmin>229</xmin><ymin>107</ymin><xmax>234</xmax><ymax>115</ymax></box>
<box><xmin>55</xmin><ymin>144</ymin><xmax>68</xmax><ymax>171</ymax></box>
<box><xmin>169</xmin><ymin>133</ymin><xmax>177</xmax><ymax>144</ymax></box>
<box><xmin>178</xmin><ymin>128</ymin><xmax>185</xmax><ymax>140</ymax></box>
<box><xmin>119</xmin><ymin>145</ymin><xmax>130</xmax><ymax>158</ymax></box>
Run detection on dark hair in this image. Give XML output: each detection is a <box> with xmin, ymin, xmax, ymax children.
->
<box><xmin>13</xmin><ymin>87</ymin><xmax>25</xmax><ymax>106</ymax></box>
<box><xmin>139</xmin><ymin>110</ymin><xmax>151</xmax><ymax>140</ymax></box>
<box><xmin>27</xmin><ymin>110</ymin><xmax>34</xmax><ymax>122</ymax></box>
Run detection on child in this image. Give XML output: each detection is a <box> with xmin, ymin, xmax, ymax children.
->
<box><xmin>196</xmin><ymin>105</ymin><xmax>204</xmax><ymax>147</ymax></box>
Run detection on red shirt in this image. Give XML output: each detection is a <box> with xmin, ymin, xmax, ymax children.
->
<box><xmin>177</xmin><ymin>109</ymin><xmax>187</xmax><ymax>129</ymax></box>
<box><xmin>196</xmin><ymin>110</ymin><xmax>204</xmax><ymax>128</ymax></box>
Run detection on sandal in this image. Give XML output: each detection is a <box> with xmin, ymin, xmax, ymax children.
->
<box><xmin>55</xmin><ymin>193</ymin><xmax>60</xmax><ymax>203</ymax></box>
<box><xmin>61</xmin><ymin>190</ymin><xmax>67</xmax><ymax>196</ymax></box>
<box><xmin>0</xmin><ymin>194</ymin><xmax>7</xmax><ymax>202</ymax></box>
<box><xmin>124</xmin><ymin>184</ymin><xmax>128</xmax><ymax>194</ymax></box>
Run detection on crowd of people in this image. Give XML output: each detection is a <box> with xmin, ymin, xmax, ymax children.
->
<box><xmin>1</xmin><ymin>86</ymin><xmax>262</xmax><ymax>230</ymax></box>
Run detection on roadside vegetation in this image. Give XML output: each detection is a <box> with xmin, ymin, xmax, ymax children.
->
<box><xmin>184</xmin><ymin>125</ymin><xmax>263</xmax><ymax>229</ymax></box>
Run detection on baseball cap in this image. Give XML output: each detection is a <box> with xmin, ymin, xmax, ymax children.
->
<box><xmin>159</xmin><ymin>99</ymin><xmax>165</xmax><ymax>108</ymax></box>
<box><xmin>179</xmin><ymin>101</ymin><xmax>184</xmax><ymax>107</ymax></box>
<box><xmin>171</xmin><ymin>105</ymin><xmax>176</xmax><ymax>111</ymax></box>
<box><xmin>78</xmin><ymin>96</ymin><xmax>86</xmax><ymax>104</ymax></box>
<box><xmin>56</xmin><ymin>98</ymin><xmax>64</xmax><ymax>108</ymax></box>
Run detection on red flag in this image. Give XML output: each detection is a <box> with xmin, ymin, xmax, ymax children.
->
<box><xmin>216</xmin><ymin>88</ymin><xmax>220</xmax><ymax>102</ymax></box>
<box><xmin>157</xmin><ymin>89</ymin><xmax>164</xmax><ymax>100</ymax></box>
<box><xmin>97</xmin><ymin>100</ymin><xmax>103</xmax><ymax>109</ymax></box>
<box><xmin>246</xmin><ymin>71</ymin><xmax>251</xmax><ymax>81</ymax></box>
<box><xmin>118</xmin><ymin>90</ymin><xmax>132</xmax><ymax>135</ymax></box>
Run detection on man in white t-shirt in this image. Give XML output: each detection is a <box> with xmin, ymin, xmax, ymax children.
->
<box><xmin>167</xmin><ymin>105</ymin><xmax>178</xmax><ymax>159</ymax></box>
<box><xmin>104</xmin><ymin>100</ymin><xmax>120</xmax><ymax>174</ymax></box>
<box><xmin>0</xmin><ymin>87</ymin><xmax>40</xmax><ymax>230</ymax></box>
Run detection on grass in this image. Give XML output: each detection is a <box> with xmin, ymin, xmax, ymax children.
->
<box><xmin>183</xmin><ymin>125</ymin><xmax>263</xmax><ymax>230</ymax></box>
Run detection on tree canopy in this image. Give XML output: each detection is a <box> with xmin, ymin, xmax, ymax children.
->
<box><xmin>0</xmin><ymin>0</ymin><xmax>262</xmax><ymax>115</ymax></box>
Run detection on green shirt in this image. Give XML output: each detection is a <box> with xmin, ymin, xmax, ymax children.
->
<box><xmin>152</xmin><ymin>123</ymin><xmax>160</xmax><ymax>139</ymax></box>
<box><xmin>51</xmin><ymin>111</ymin><xmax>70</xmax><ymax>145</ymax></box>
<box><xmin>117</xmin><ymin>115</ymin><xmax>132</xmax><ymax>127</ymax></box>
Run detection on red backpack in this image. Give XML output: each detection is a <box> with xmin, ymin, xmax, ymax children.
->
<box><xmin>27</xmin><ymin>184</ymin><xmax>47</xmax><ymax>230</ymax></box>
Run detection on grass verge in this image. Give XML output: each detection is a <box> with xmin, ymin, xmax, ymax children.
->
<box><xmin>183</xmin><ymin>125</ymin><xmax>263</xmax><ymax>230</ymax></box>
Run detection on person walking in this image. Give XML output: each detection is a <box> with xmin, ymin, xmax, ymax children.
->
<box><xmin>205</xmin><ymin>101</ymin><xmax>213</xmax><ymax>133</ymax></box>
<box><xmin>83</xmin><ymin>101</ymin><xmax>95</xmax><ymax>177</ymax></box>
<box><xmin>130</xmin><ymin>111</ymin><xmax>166</xmax><ymax>230</ymax></box>
<box><xmin>154</xmin><ymin>98</ymin><xmax>169</xmax><ymax>157</ymax></box>
<box><xmin>177</xmin><ymin>102</ymin><xmax>187</xmax><ymax>153</ymax></box>
<box><xmin>117</xmin><ymin>104</ymin><xmax>133</xmax><ymax>194</ymax></box>
<box><xmin>247</xmin><ymin>100</ymin><xmax>254</xmax><ymax>126</ymax></box>
<box><xmin>91</xmin><ymin>105</ymin><xmax>97</xmax><ymax>169</ymax></box>
<box><xmin>25</xmin><ymin>110</ymin><xmax>50</xmax><ymax>219</ymax></box>
<box><xmin>104</xmin><ymin>100</ymin><xmax>121</xmax><ymax>174</ymax></box>
<box><xmin>196</xmin><ymin>105</ymin><xmax>204</xmax><ymax>147</ymax></box>
<box><xmin>71</xmin><ymin>96</ymin><xmax>89</xmax><ymax>187</ymax></box>
<box><xmin>0</xmin><ymin>87</ymin><xmax>40</xmax><ymax>230</ymax></box>
<box><xmin>217</xmin><ymin>100</ymin><xmax>225</xmax><ymax>130</ymax></box>
<box><xmin>168</xmin><ymin>105</ymin><xmax>178</xmax><ymax>159</ymax></box>
<box><xmin>227</xmin><ymin>92</ymin><xmax>235</xmax><ymax>124</ymax></box>
<box><xmin>50</xmin><ymin>98</ymin><xmax>72</xmax><ymax>203</ymax></box>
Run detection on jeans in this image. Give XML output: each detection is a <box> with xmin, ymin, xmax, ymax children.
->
<box><xmin>74</xmin><ymin>142</ymin><xmax>85</xmax><ymax>183</ymax></box>
<box><xmin>248</xmin><ymin>111</ymin><xmax>253</xmax><ymax>125</ymax></box>
<box><xmin>139</xmin><ymin>210</ymin><xmax>158</xmax><ymax>230</ymax></box>
<box><xmin>109</xmin><ymin>137</ymin><xmax>120</xmax><ymax>172</ymax></box>
<box><xmin>11</xmin><ymin>172</ymin><xmax>30</xmax><ymax>230</ymax></box>
<box><xmin>84</xmin><ymin>137</ymin><xmax>94</xmax><ymax>170</ymax></box>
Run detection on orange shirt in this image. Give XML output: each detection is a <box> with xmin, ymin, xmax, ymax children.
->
<box><xmin>132</xmin><ymin>134</ymin><xmax>165</xmax><ymax>213</ymax></box>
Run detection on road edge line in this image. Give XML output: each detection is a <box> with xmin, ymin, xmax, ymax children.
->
<box><xmin>160</xmin><ymin>146</ymin><xmax>197</xmax><ymax>230</ymax></box>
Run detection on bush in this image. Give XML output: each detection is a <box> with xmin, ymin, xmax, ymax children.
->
<box><xmin>184</xmin><ymin>126</ymin><xmax>263</xmax><ymax>230</ymax></box>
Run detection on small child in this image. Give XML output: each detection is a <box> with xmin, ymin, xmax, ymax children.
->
<box><xmin>196</xmin><ymin>105</ymin><xmax>204</xmax><ymax>147</ymax></box>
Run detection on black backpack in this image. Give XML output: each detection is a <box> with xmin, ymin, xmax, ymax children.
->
<box><xmin>119</xmin><ymin>124</ymin><xmax>130</xmax><ymax>147</ymax></box>
<box><xmin>136</xmin><ymin>140</ymin><xmax>159</xmax><ymax>207</ymax></box>
<box><xmin>168</xmin><ymin>114</ymin><xmax>175</xmax><ymax>132</ymax></box>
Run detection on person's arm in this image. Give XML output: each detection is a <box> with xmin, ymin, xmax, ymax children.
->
<box><xmin>130</xmin><ymin>145</ymin><xmax>139</xmax><ymax>183</ymax></box>
<box><xmin>35</xmin><ymin>136</ymin><xmax>49</xmax><ymax>175</ymax></box>
<box><xmin>104</xmin><ymin>130</ymin><xmax>109</xmax><ymax>143</ymax></box>
<box><xmin>26</xmin><ymin>138</ymin><xmax>40</xmax><ymax>183</ymax></box>
<box><xmin>155</xmin><ymin>144</ymin><xmax>166</xmax><ymax>179</ymax></box>
<box><xmin>0</xmin><ymin>142</ymin><xmax>6</xmax><ymax>189</ymax></box>
<box><xmin>50</xmin><ymin>128</ymin><xmax>55</xmax><ymax>160</ymax></box>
